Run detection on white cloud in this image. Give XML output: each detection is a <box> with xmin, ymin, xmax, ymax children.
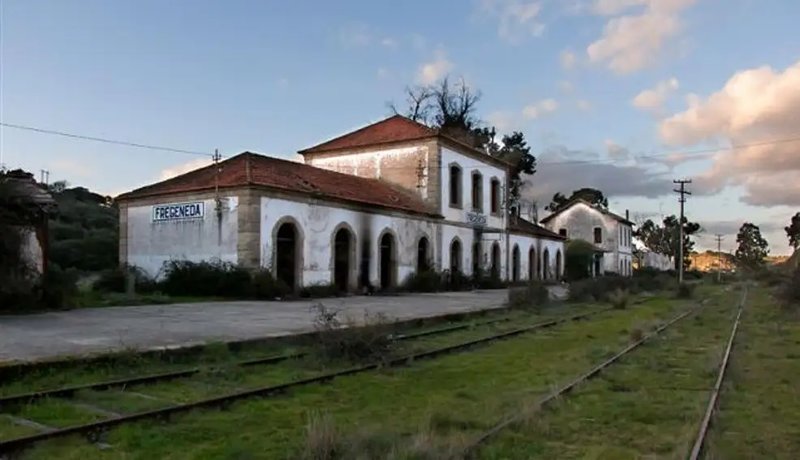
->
<box><xmin>380</xmin><ymin>37</ymin><xmax>398</xmax><ymax>48</ymax></box>
<box><xmin>659</xmin><ymin>59</ymin><xmax>800</xmax><ymax>206</ymax></box>
<box><xmin>486</xmin><ymin>110</ymin><xmax>521</xmax><ymax>134</ymax></box>
<box><xmin>586</xmin><ymin>0</ymin><xmax>696</xmax><ymax>74</ymax></box>
<box><xmin>159</xmin><ymin>158</ymin><xmax>213</xmax><ymax>181</ymax></box>
<box><xmin>558</xmin><ymin>80</ymin><xmax>574</xmax><ymax>93</ymax></box>
<box><xmin>632</xmin><ymin>77</ymin><xmax>679</xmax><ymax>114</ymax></box>
<box><xmin>522</xmin><ymin>98</ymin><xmax>559</xmax><ymax>119</ymax></box>
<box><xmin>605</xmin><ymin>139</ymin><xmax>630</xmax><ymax>159</ymax></box>
<box><xmin>377</xmin><ymin>67</ymin><xmax>391</xmax><ymax>79</ymax></box>
<box><xmin>560</xmin><ymin>49</ymin><xmax>577</xmax><ymax>70</ymax></box>
<box><xmin>416</xmin><ymin>50</ymin><xmax>453</xmax><ymax>85</ymax></box>
<box><xmin>576</xmin><ymin>99</ymin><xmax>593</xmax><ymax>111</ymax></box>
<box><xmin>480</xmin><ymin>0</ymin><xmax>546</xmax><ymax>43</ymax></box>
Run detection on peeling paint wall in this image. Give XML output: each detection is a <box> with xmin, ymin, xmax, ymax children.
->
<box><xmin>125</xmin><ymin>196</ymin><xmax>239</xmax><ymax>277</ymax></box>
<box><xmin>543</xmin><ymin>202</ymin><xmax>633</xmax><ymax>276</ymax></box>
<box><xmin>260</xmin><ymin>196</ymin><xmax>438</xmax><ymax>288</ymax></box>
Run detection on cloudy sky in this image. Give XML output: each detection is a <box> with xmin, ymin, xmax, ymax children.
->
<box><xmin>1</xmin><ymin>0</ymin><xmax>798</xmax><ymax>254</ymax></box>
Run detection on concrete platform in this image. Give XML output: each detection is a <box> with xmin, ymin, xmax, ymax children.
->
<box><xmin>0</xmin><ymin>290</ymin><xmax>509</xmax><ymax>364</ymax></box>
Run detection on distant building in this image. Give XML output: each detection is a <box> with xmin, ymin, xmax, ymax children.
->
<box><xmin>1</xmin><ymin>169</ymin><xmax>57</xmax><ymax>275</ymax></box>
<box><xmin>540</xmin><ymin>198</ymin><xmax>634</xmax><ymax>277</ymax></box>
<box><xmin>116</xmin><ymin>115</ymin><xmax>566</xmax><ymax>291</ymax></box>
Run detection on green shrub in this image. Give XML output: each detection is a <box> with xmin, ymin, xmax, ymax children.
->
<box><xmin>93</xmin><ymin>264</ymin><xmax>157</xmax><ymax>294</ymax></box>
<box><xmin>300</xmin><ymin>283</ymin><xmax>340</xmax><ymax>299</ymax></box>
<box><xmin>608</xmin><ymin>288</ymin><xmax>630</xmax><ymax>309</ymax></box>
<box><xmin>565</xmin><ymin>240</ymin><xmax>596</xmax><ymax>281</ymax></box>
<box><xmin>508</xmin><ymin>281</ymin><xmax>549</xmax><ymax>310</ymax></box>
<box><xmin>39</xmin><ymin>265</ymin><xmax>79</xmax><ymax>310</ymax></box>
<box><xmin>568</xmin><ymin>275</ymin><xmax>636</xmax><ymax>303</ymax></box>
<box><xmin>444</xmin><ymin>270</ymin><xmax>471</xmax><ymax>291</ymax></box>
<box><xmin>778</xmin><ymin>266</ymin><xmax>800</xmax><ymax>308</ymax></box>
<box><xmin>473</xmin><ymin>269</ymin><xmax>506</xmax><ymax>289</ymax></box>
<box><xmin>311</xmin><ymin>303</ymin><xmax>393</xmax><ymax>363</ymax></box>
<box><xmin>251</xmin><ymin>269</ymin><xmax>291</xmax><ymax>300</ymax></box>
<box><xmin>402</xmin><ymin>270</ymin><xmax>444</xmax><ymax>292</ymax></box>
<box><xmin>161</xmin><ymin>260</ymin><xmax>252</xmax><ymax>297</ymax></box>
<box><xmin>676</xmin><ymin>283</ymin><xmax>695</xmax><ymax>299</ymax></box>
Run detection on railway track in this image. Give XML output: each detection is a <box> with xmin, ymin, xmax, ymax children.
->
<box><xmin>462</xmin><ymin>286</ymin><xmax>748</xmax><ymax>459</ymax></box>
<box><xmin>0</xmin><ymin>305</ymin><xmax>614</xmax><ymax>455</ymax></box>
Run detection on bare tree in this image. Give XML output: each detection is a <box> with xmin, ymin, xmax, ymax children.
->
<box><xmin>388</xmin><ymin>86</ymin><xmax>434</xmax><ymax>123</ymax></box>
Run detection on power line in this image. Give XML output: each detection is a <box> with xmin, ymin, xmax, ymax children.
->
<box><xmin>0</xmin><ymin>122</ymin><xmax>215</xmax><ymax>157</ymax></box>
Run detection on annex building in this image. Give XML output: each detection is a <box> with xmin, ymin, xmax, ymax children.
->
<box><xmin>117</xmin><ymin>115</ymin><xmax>566</xmax><ymax>291</ymax></box>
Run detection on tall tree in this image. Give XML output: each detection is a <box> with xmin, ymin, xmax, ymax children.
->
<box><xmin>493</xmin><ymin>132</ymin><xmax>536</xmax><ymax>213</ymax></box>
<box><xmin>635</xmin><ymin>215</ymin><xmax>700</xmax><ymax>270</ymax></box>
<box><xmin>786</xmin><ymin>212</ymin><xmax>800</xmax><ymax>251</ymax></box>
<box><xmin>545</xmin><ymin>188</ymin><xmax>608</xmax><ymax>212</ymax></box>
<box><xmin>735</xmin><ymin>222</ymin><xmax>769</xmax><ymax>270</ymax></box>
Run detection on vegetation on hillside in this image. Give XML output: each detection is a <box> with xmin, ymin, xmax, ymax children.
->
<box><xmin>635</xmin><ymin>215</ymin><xmax>701</xmax><ymax>271</ymax></box>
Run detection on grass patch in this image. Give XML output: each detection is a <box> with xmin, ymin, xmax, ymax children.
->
<box><xmin>18</xmin><ymin>294</ymin><xmax>691</xmax><ymax>459</ymax></box>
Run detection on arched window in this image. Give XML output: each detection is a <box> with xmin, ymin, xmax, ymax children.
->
<box><xmin>471</xmin><ymin>171</ymin><xmax>483</xmax><ymax>212</ymax></box>
<box><xmin>332</xmin><ymin>226</ymin><xmax>354</xmax><ymax>292</ymax></box>
<box><xmin>275</xmin><ymin>221</ymin><xmax>300</xmax><ymax>290</ymax></box>
<box><xmin>417</xmin><ymin>237</ymin><xmax>430</xmax><ymax>272</ymax></box>
<box><xmin>449</xmin><ymin>164</ymin><xmax>462</xmax><ymax>207</ymax></box>
<box><xmin>490</xmin><ymin>178</ymin><xmax>501</xmax><ymax>214</ymax></box>
<box><xmin>529</xmin><ymin>247</ymin><xmax>536</xmax><ymax>280</ymax></box>
<box><xmin>512</xmin><ymin>245</ymin><xmax>520</xmax><ymax>282</ymax></box>
<box><xmin>555</xmin><ymin>250</ymin><xmax>562</xmax><ymax>280</ymax></box>
<box><xmin>543</xmin><ymin>248</ymin><xmax>550</xmax><ymax>280</ymax></box>
<box><xmin>472</xmin><ymin>241</ymin><xmax>482</xmax><ymax>277</ymax></box>
<box><xmin>379</xmin><ymin>232</ymin><xmax>396</xmax><ymax>290</ymax></box>
<box><xmin>450</xmin><ymin>238</ymin><xmax>462</xmax><ymax>273</ymax></box>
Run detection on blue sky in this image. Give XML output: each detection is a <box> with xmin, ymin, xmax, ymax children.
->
<box><xmin>1</xmin><ymin>0</ymin><xmax>798</xmax><ymax>254</ymax></box>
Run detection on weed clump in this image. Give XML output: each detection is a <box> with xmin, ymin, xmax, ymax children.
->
<box><xmin>608</xmin><ymin>288</ymin><xmax>630</xmax><ymax>309</ymax></box>
<box><xmin>778</xmin><ymin>266</ymin><xmax>800</xmax><ymax>310</ymax></box>
<box><xmin>508</xmin><ymin>281</ymin><xmax>549</xmax><ymax>311</ymax></box>
<box><xmin>311</xmin><ymin>303</ymin><xmax>394</xmax><ymax>363</ymax></box>
<box><xmin>676</xmin><ymin>283</ymin><xmax>695</xmax><ymax>299</ymax></box>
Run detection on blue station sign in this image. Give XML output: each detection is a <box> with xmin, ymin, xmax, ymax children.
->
<box><xmin>152</xmin><ymin>202</ymin><xmax>205</xmax><ymax>222</ymax></box>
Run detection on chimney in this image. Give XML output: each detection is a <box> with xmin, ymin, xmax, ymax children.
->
<box><xmin>625</xmin><ymin>209</ymin><xmax>629</xmax><ymax>221</ymax></box>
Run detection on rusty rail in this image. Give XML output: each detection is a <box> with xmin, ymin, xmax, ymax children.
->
<box><xmin>0</xmin><ymin>308</ymin><xmax>609</xmax><ymax>454</ymax></box>
<box><xmin>687</xmin><ymin>285</ymin><xmax>748</xmax><ymax>460</ymax></box>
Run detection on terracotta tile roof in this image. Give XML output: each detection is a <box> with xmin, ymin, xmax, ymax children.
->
<box><xmin>299</xmin><ymin>115</ymin><xmax>438</xmax><ymax>154</ymax></box>
<box><xmin>509</xmin><ymin>217</ymin><xmax>566</xmax><ymax>241</ymax></box>
<box><xmin>118</xmin><ymin>152</ymin><xmax>439</xmax><ymax>217</ymax></box>
<box><xmin>540</xmin><ymin>198</ymin><xmax>633</xmax><ymax>226</ymax></box>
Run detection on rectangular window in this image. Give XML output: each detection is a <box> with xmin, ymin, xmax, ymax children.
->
<box><xmin>471</xmin><ymin>172</ymin><xmax>483</xmax><ymax>211</ymax></box>
<box><xmin>594</xmin><ymin>227</ymin><xmax>602</xmax><ymax>244</ymax></box>
<box><xmin>559</xmin><ymin>228</ymin><xmax>567</xmax><ymax>237</ymax></box>
<box><xmin>490</xmin><ymin>179</ymin><xmax>500</xmax><ymax>214</ymax></box>
<box><xmin>449</xmin><ymin>165</ymin><xmax>462</xmax><ymax>207</ymax></box>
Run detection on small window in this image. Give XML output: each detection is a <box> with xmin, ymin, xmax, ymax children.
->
<box><xmin>559</xmin><ymin>228</ymin><xmax>567</xmax><ymax>237</ymax></box>
<box><xmin>449</xmin><ymin>165</ymin><xmax>462</xmax><ymax>208</ymax></box>
<box><xmin>490</xmin><ymin>178</ymin><xmax>501</xmax><ymax>214</ymax></box>
<box><xmin>594</xmin><ymin>227</ymin><xmax>602</xmax><ymax>244</ymax></box>
<box><xmin>471</xmin><ymin>171</ymin><xmax>483</xmax><ymax>211</ymax></box>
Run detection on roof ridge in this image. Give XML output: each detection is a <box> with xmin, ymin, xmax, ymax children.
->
<box><xmin>298</xmin><ymin>114</ymin><xmax>437</xmax><ymax>154</ymax></box>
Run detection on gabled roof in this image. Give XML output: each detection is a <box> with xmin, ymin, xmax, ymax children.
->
<box><xmin>298</xmin><ymin>115</ymin><xmax>512</xmax><ymax>170</ymax></box>
<box><xmin>299</xmin><ymin>115</ymin><xmax>437</xmax><ymax>154</ymax></box>
<box><xmin>540</xmin><ymin>198</ymin><xmax>633</xmax><ymax>226</ymax></box>
<box><xmin>509</xmin><ymin>216</ymin><xmax>566</xmax><ymax>241</ymax></box>
<box><xmin>117</xmin><ymin>152</ymin><xmax>439</xmax><ymax>217</ymax></box>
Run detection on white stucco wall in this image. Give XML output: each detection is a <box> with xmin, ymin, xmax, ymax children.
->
<box><xmin>508</xmin><ymin>234</ymin><xmax>564</xmax><ymax>281</ymax></box>
<box><xmin>440</xmin><ymin>147</ymin><xmax>507</xmax><ymax>229</ymax></box>
<box><xmin>543</xmin><ymin>202</ymin><xmax>633</xmax><ymax>276</ymax></box>
<box><xmin>260</xmin><ymin>196</ymin><xmax>438</xmax><ymax>288</ymax></box>
<box><xmin>19</xmin><ymin>227</ymin><xmax>44</xmax><ymax>274</ymax></box>
<box><xmin>126</xmin><ymin>196</ymin><xmax>239</xmax><ymax>277</ymax></box>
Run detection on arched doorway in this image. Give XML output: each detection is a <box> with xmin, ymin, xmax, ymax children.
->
<box><xmin>528</xmin><ymin>247</ymin><xmax>536</xmax><ymax>280</ymax></box>
<box><xmin>333</xmin><ymin>227</ymin><xmax>353</xmax><ymax>292</ymax></box>
<box><xmin>379</xmin><ymin>233</ymin><xmax>396</xmax><ymax>290</ymax></box>
<box><xmin>472</xmin><ymin>241</ymin><xmax>482</xmax><ymax>277</ymax></box>
<box><xmin>512</xmin><ymin>245</ymin><xmax>520</xmax><ymax>282</ymax></box>
<box><xmin>276</xmin><ymin>222</ymin><xmax>299</xmax><ymax>289</ymax></box>
<box><xmin>543</xmin><ymin>248</ymin><xmax>550</xmax><ymax>280</ymax></box>
<box><xmin>417</xmin><ymin>237</ymin><xmax>429</xmax><ymax>272</ymax></box>
<box><xmin>491</xmin><ymin>243</ymin><xmax>501</xmax><ymax>279</ymax></box>
<box><xmin>555</xmin><ymin>250</ymin><xmax>562</xmax><ymax>280</ymax></box>
<box><xmin>450</xmin><ymin>238</ymin><xmax>462</xmax><ymax>274</ymax></box>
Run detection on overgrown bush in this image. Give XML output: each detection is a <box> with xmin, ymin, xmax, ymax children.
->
<box><xmin>778</xmin><ymin>266</ymin><xmax>800</xmax><ymax>308</ymax></box>
<box><xmin>443</xmin><ymin>270</ymin><xmax>471</xmax><ymax>291</ymax></box>
<box><xmin>402</xmin><ymin>270</ymin><xmax>444</xmax><ymax>292</ymax></box>
<box><xmin>565</xmin><ymin>240</ymin><xmax>596</xmax><ymax>281</ymax></box>
<box><xmin>300</xmin><ymin>283</ymin><xmax>341</xmax><ymax>299</ymax></box>
<box><xmin>632</xmin><ymin>268</ymin><xmax>676</xmax><ymax>292</ymax></box>
<box><xmin>160</xmin><ymin>260</ymin><xmax>252</xmax><ymax>297</ymax></box>
<box><xmin>311</xmin><ymin>303</ymin><xmax>394</xmax><ymax>362</ymax></box>
<box><xmin>608</xmin><ymin>288</ymin><xmax>630</xmax><ymax>309</ymax></box>
<box><xmin>508</xmin><ymin>281</ymin><xmax>549</xmax><ymax>310</ymax></box>
<box><xmin>252</xmin><ymin>269</ymin><xmax>291</xmax><ymax>300</ymax></box>
<box><xmin>676</xmin><ymin>283</ymin><xmax>695</xmax><ymax>299</ymax></box>
<box><xmin>473</xmin><ymin>269</ymin><xmax>507</xmax><ymax>289</ymax></box>
<box><xmin>93</xmin><ymin>264</ymin><xmax>157</xmax><ymax>294</ymax></box>
<box><xmin>568</xmin><ymin>275</ymin><xmax>634</xmax><ymax>303</ymax></box>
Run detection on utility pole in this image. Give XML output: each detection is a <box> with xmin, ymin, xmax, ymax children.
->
<box><xmin>673</xmin><ymin>179</ymin><xmax>692</xmax><ymax>284</ymax></box>
<box><xmin>39</xmin><ymin>169</ymin><xmax>50</xmax><ymax>185</ymax></box>
<box><xmin>715</xmin><ymin>234</ymin><xmax>723</xmax><ymax>283</ymax></box>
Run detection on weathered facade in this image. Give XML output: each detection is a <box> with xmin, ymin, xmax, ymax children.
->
<box><xmin>541</xmin><ymin>199</ymin><xmax>634</xmax><ymax>276</ymax></box>
<box><xmin>118</xmin><ymin>115</ymin><xmax>566</xmax><ymax>290</ymax></box>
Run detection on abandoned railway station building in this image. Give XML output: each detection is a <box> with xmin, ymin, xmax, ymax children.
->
<box><xmin>117</xmin><ymin>115</ymin><xmax>565</xmax><ymax>292</ymax></box>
